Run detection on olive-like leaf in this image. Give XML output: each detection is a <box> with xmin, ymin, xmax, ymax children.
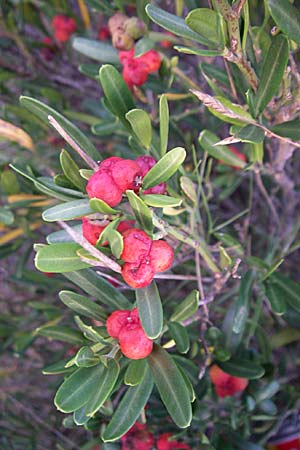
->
<box><xmin>159</xmin><ymin>94</ymin><xmax>169</xmax><ymax>156</ymax></box>
<box><xmin>268</xmin><ymin>0</ymin><xmax>300</xmax><ymax>45</ymax></box>
<box><xmin>126</xmin><ymin>190</ymin><xmax>153</xmax><ymax>235</ymax></box>
<box><xmin>72</xmin><ymin>38</ymin><xmax>120</xmax><ymax>63</ymax></box>
<box><xmin>170</xmin><ymin>290</ymin><xmax>199</xmax><ymax>322</ymax></box>
<box><xmin>142</xmin><ymin>147</ymin><xmax>186</xmax><ymax>189</ymax></box>
<box><xmin>136</xmin><ymin>281</ymin><xmax>163</xmax><ymax>339</ymax></box>
<box><xmin>199</xmin><ymin>130</ymin><xmax>246</xmax><ymax>168</ymax></box>
<box><xmin>126</xmin><ymin>109</ymin><xmax>152</xmax><ymax>149</ymax></box>
<box><xmin>42</xmin><ymin>199</ymin><xmax>93</xmax><ymax>222</ymax></box>
<box><xmin>124</xmin><ymin>359</ymin><xmax>147</xmax><ymax>386</ymax></box>
<box><xmin>35</xmin><ymin>243</ymin><xmax>90</xmax><ymax>273</ymax></box>
<box><xmin>59</xmin><ymin>290</ymin><xmax>107</xmax><ymax>321</ymax></box>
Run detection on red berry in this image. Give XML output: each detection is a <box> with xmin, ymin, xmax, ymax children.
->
<box><xmin>121</xmin><ymin>229</ymin><xmax>152</xmax><ymax>263</ymax></box>
<box><xmin>97</xmin><ymin>26</ymin><xmax>110</xmax><ymax>41</ymax></box>
<box><xmin>122</xmin><ymin>261</ymin><xmax>155</xmax><ymax>289</ymax></box>
<box><xmin>149</xmin><ymin>240</ymin><xmax>174</xmax><ymax>273</ymax></box>
<box><xmin>111</xmin><ymin>159</ymin><xmax>141</xmax><ymax>191</ymax></box>
<box><xmin>99</xmin><ymin>156</ymin><xmax>123</xmax><ymax>171</ymax></box>
<box><xmin>209</xmin><ymin>365</ymin><xmax>248</xmax><ymax>398</ymax></box>
<box><xmin>119</xmin><ymin>49</ymin><xmax>135</xmax><ymax>65</ymax></box>
<box><xmin>119</xmin><ymin>323</ymin><xmax>153</xmax><ymax>359</ymax></box>
<box><xmin>157</xmin><ymin>432</ymin><xmax>191</xmax><ymax>450</ymax></box>
<box><xmin>135</xmin><ymin>155</ymin><xmax>166</xmax><ymax>195</ymax></box>
<box><xmin>52</xmin><ymin>15</ymin><xmax>76</xmax><ymax>42</ymax></box>
<box><xmin>86</xmin><ymin>170</ymin><xmax>123</xmax><ymax>207</ymax></box>
<box><xmin>117</xmin><ymin>220</ymin><xmax>135</xmax><ymax>234</ymax></box>
<box><xmin>122</xmin><ymin>61</ymin><xmax>148</xmax><ymax>89</ymax></box>
<box><xmin>82</xmin><ymin>217</ymin><xmax>106</xmax><ymax>246</ymax></box>
<box><xmin>138</xmin><ymin>49</ymin><xmax>161</xmax><ymax>73</ymax></box>
<box><xmin>121</xmin><ymin>422</ymin><xmax>154</xmax><ymax>450</ymax></box>
<box><xmin>106</xmin><ymin>310</ymin><xmax>131</xmax><ymax>338</ymax></box>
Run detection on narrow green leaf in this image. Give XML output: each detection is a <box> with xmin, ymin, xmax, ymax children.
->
<box><xmin>47</xmin><ymin>225</ymin><xmax>82</xmax><ymax>244</ymax></box>
<box><xmin>126</xmin><ymin>109</ymin><xmax>152</xmax><ymax>149</ymax></box>
<box><xmin>185</xmin><ymin>8</ymin><xmax>224</xmax><ymax>48</ymax></box>
<box><xmin>199</xmin><ymin>130</ymin><xmax>246</xmax><ymax>168</ymax></box>
<box><xmin>159</xmin><ymin>95</ymin><xmax>169</xmax><ymax>156</ymax></box>
<box><xmin>143</xmin><ymin>147</ymin><xmax>186</xmax><ymax>189</ymax></box>
<box><xmin>148</xmin><ymin>344</ymin><xmax>192</xmax><ymax>428</ymax></box>
<box><xmin>86</xmin><ymin>359</ymin><xmax>120</xmax><ymax>416</ymax></box>
<box><xmin>141</xmin><ymin>194</ymin><xmax>182</xmax><ymax>208</ymax></box>
<box><xmin>271</xmin><ymin>119</ymin><xmax>300</xmax><ymax>141</ymax></box>
<box><xmin>99</xmin><ymin>65</ymin><xmax>135</xmax><ymax>129</ymax></box>
<box><xmin>72</xmin><ymin>38</ymin><xmax>120</xmax><ymax>63</ymax></box>
<box><xmin>74</xmin><ymin>347</ymin><xmax>100</xmax><ymax>368</ymax></box>
<box><xmin>90</xmin><ymin>197</ymin><xmax>118</xmax><ymax>215</ymax></box>
<box><xmin>43</xmin><ymin>358</ymin><xmax>76</xmax><ymax>375</ymax></box>
<box><xmin>102</xmin><ymin>367</ymin><xmax>153</xmax><ymax>442</ymax></box>
<box><xmin>180</xmin><ymin>177</ymin><xmax>197</xmax><ymax>204</ymax></box>
<box><xmin>269</xmin><ymin>273</ymin><xmax>300</xmax><ymax>312</ymax></box>
<box><xmin>145</xmin><ymin>4</ymin><xmax>213</xmax><ymax>46</ymax></box>
<box><xmin>170</xmin><ymin>290</ymin><xmax>199</xmax><ymax>322</ymax></box>
<box><xmin>42</xmin><ymin>199</ymin><xmax>93</xmax><ymax>222</ymax></box>
<box><xmin>54</xmin><ymin>363</ymin><xmax>105</xmax><ymax>413</ymax></box>
<box><xmin>92</xmin><ymin>120</ymin><xmax>121</xmax><ymax>136</ymax></box>
<box><xmin>73</xmin><ymin>404</ymin><xmax>90</xmax><ymax>425</ymax></box>
<box><xmin>126</xmin><ymin>190</ymin><xmax>153</xmax><ymax>235</ymax></box>
<box><xmin>233</xmin><ymin>125</ymin><xmax>265</xmax><ymax>143</ymax></box>
<box><xmin>59</xmin><ymin>290</ymin><xmax>107</xmax><ymax>321</ymax></box>
<box><xmin>35</xmin><ymin>243</ymin><xmax>90</xmax><ymax>273</ymax></box>
<box><xmin>63</xmin><ymin>269</ymin><xmax>131</xmax><ymax>310</ymax></box>
<box><xmin>107</xmin><ymin>229</ymin><xmax>124</xmax><ymax>259</ymax></box>
<box><xmin>74</xmin><ymin>316</ymin><xmax>108</xmax><ymax>344</ymax></box>
<box><xmin>136</xmin><ymin>281</ymin><xmax>163</xmax><ymax>339</ymax></box>
<box><xmin>219</xmin><ymin>359</ymin><xmax>265</xmax><ymax>379</ymax></box>
<box><xmin>38</xmin><ymin>177</ymin><xmax>85</xmax><ymax>199</ymax></box>
<box><xmin>232</xmin><ymin>271</ymin><xmax>253</xmax><ymax>334</ymax></box>
<box><xmin>168</xmin><ymin>322</ymin><xmax>190</xmax><ymax>353</ymax></box>
<box><xmin>36</xmin><ymin>326</ymin><xmax>85</xmax><ymax>345</ymax></box>
<box><xmin>253</xmin><ymin>34</ymin><xmax>289</xmax><ymax>116</ymax></box>
<box><xmin>174</xmin><ymin>46</ymin><xmax>222</xmax><ymax>56</ymax></box>
<box><xmin>124</xmin><ymin>359</ymin><xmax>147</xmax><ymax>386</ymax></box>
<box><xmin>268</xmin><ymin>0</ymin><xmax>300</xmax><ymax>45</ymax></box>
<box><xmin>19</xmin><ymin>96</ymin><xmax>99</xmax><ymax>161</ymax></box>
<box><xmin>60</xmin><ymin>149</ymin><xmax>86</xmax><ymax>191</ymax></box>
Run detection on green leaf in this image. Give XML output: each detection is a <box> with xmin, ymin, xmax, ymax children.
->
<box><xmin>253</xmin><ymin>34</ymin><xmax>289</xmax><ymax>116</ymax></box>
<box><xmin>145</xmin><ymin>4</ymin><xmax>213</xmax><ymax>46</ymax></box>
<box><xmin>271</xmin><ymin>119</ymin><xmax>300</xmax><ymax>141</ymax></box>
<box><xmin>0</xmin><ymin>208</ymin><xmax>14</xmax><ymax>225</ymax></box>
<box><xmin>102</xmin><ymin>367</ymin><xmax>153</xmax><ymax>442</ymax></box>
<box><xmin>63</xmin><ymin>269</ymin><xmax>131</xmax><ymax>310</ymax></box>
<box><xmin>126</xmin><ymin>109</ymin><xmax>152</xmax><ymax>149</ymax></box>
<box><xmin>54</xmin><ymin>363</ymin><xmax>106</xmax><ymax>413</ymax></box>
<box><xmin>42</xmin><ymin>199</ymin><xmax>93</xmax><ymax>222</ymax></box>
<box><xmin>268</xmin><ymin>0</ymin><xmax>300</xmax><ymax>45</ymax></box>
<box><xmin>126</xmin><ymin>190</ymin><xmax>153</xmax><ymax>235</ymax></box>
<box><xmin>72</xmin><ymin>38</ymin><xmax>120</xmax><ymax>63</ymax></box>
<box><xmin>170</xmin><ymin>290</ymin><xmax>199</xmax><ymax>322</ymax></box>
<box><xmin>47</xmin><ymin>225</ymin><xmax>82</xmax><ymax>244</ymax></box>
<box><xmin>134</xmin><ymin>37</ymin><xmax>155</xmax><ymax>57</ymax></box>
<box><xmin>264</xmin><ymin>283</ymin><xmax>286</xmax><ymax>315</ymax></box>
<box><xmin>92</xmin><ymin>120</ymin><xmax>121</xmax><ymax>136</ymax></box>
<box><xmin>168</xmin><ymin>322</ymin><xmax>190</xmax><ymax>354</ymax></box>
<box><xmin>148</xmin><ymin>344</ymin><xmax>192</xmax><ymax>428</ymax></box>
<box><xmin>269</xmin><ymin>273</ymin><xmax>300</xmax><ymax>312</ymax></box>
<box><xmin>136</xmin><ymin>281</ymin><xmax>163</xmax><ymax>339</ymax></box>
<box><xmin>60</xmin><ymin>149</ymin><xmax>86</xmax><ymax>191</ymax></box>
<box><xmin>74</xmin><ymin>347</ymin><xmax>100</xmax><ymax>368</ymax></box>
<box><xmin>59</xmin><ymin>290</ymin><xmax>107</xmax><ymax>321</ymax></box>
<box><xmin>233</xmin><ymin>125</ymin><xmax>265</xmax><ymax>143</ymax></box>
<box><xmin>142</xmin><ymin>147</ymin><xmax>186</xmax><ymax>189</ymax></box>
<box><xmin>141</xmin><ymin>194</ymin><xmax>182</xmax><ymax>208</ymax></box>
<box><xmin>232</xmin><ymin>271</ymin><xmax>253</xmax><ymax>334</ymax></box>
<box><xmin>107</xmin><ymin>229</ymin><xmax>124</xmax><ymax>259</ymax></box>
<box><xmin>73</xmin><ymin>405</ymin><xmax>90</xmax><ymax>425</ymax></box>
<box><xmin>124</xmin><ymin>359</ymin><xmax>147</xmax><ymax>386</ymax></box>
<box><xmin>85</xmin><ymin>359</ymin><xmax>120</xmax><ymax>416</ymax></box>
<box><xmin>174</xmin><ymin>46</ymin><xmax>223</xmax><ymax>56</ymax></box>
<box><xmin>38</xmin><ymin>177</ymin><xmax>85</xmax><ymax>199</ymax></box>
<box><xmin>180</xmin><ymin>176</ymin><xmax>197</xmax><ymax>204</ymax></box>
<box><xmin>99</xmin><ymin>65</ymin><xmax>135</xmax><ymax>129</ymax></box>
<box><xmin>185</xmin><ymin>8</ymin><xmax>225</xmax><ymax>48</ymax></box>
<box><xmin>19</xmin><ymin>96</ymin><xmax>99</xmax><ymax>161</ymax></box>
<box><xmin>198</xmin><ymin>130</ymin><xmax>246</xmax><ymax>168</ymax></box>
<box><xmin>43</xmin><ymin>358</ymin><xmax>76</xmax><ymax>375</ymax></box>
<box><xmin>89</xmin><ymin>198</ymin><xmax>118</xmax><ymax>215</ymax></box>
<box><xmin>159</xmin><ymin>94</ymin><xmax>169</xmax><ymax>156</ymax></box>
<box><xmin>219</xmin><ymin>359</ymin><xmax>265</xmax><ymax>379</ymax></box>
<box><xmin>35</xmin><ymin>243</ymin><xmax>90</xmax><ymax>273</ymax></box>
<box><xmin>36</xmin><ymin>326</ymin><xmax>85</xmax><ymax>345</ymax></box>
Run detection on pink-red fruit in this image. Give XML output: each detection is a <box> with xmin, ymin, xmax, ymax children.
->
<box><xmin>135</xmin><ymin>155</ymin><xmax>166</xmax><ymax>194</ymax></box>
<box><xmin>106</xmin><ymin>308</ymin><xmax>153</xmax><ymax>359</ymax></box>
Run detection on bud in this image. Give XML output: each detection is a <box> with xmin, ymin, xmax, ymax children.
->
<box><xmin>124</xmin><ymin>17</ymin><xmax>146</xmax><ymax>40</ymax></box>
<box><xmin>112</xmin><ymin>30</ymin><xmax>134</xmax><ymax>50</ymax></box>
<box><xmin>108</xmin><ymin>12</ymin><xmax>128</xmax><ymax>34</ymax></box>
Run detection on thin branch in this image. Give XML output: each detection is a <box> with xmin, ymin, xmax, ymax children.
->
<box><xmin>58</xmin><ymin>221</ymin><xmax>121</xmax><ymax>273</ymax></box>
<box><xmin>254</xmin><ymin>171</ymin><xmax>280</xmax><ymax>224</ymax></box>
<box><xmin>48</xmin><ymin>115</ymin><xmax>98</xmax><ymax>171</ymax></box>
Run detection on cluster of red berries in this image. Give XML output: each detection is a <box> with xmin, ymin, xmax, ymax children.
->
<box><xmin>106</xmin><ymin>308</ymin><xmax>153</xmax><ymax>359</ymax></box>
<box><xmin>121</xmin><ymin>228</ymin><xmax>173</xmax><ymax>288</ymax></box>
<box><xmin>86</xmin><ymin>155</ymin><xmax>166</xmax><ymax>207</ymax></box>
<box><xmin>121</xmin><ymin>422</ymin><xmax>191</xmax><ymax>450</ymax></box>
<box><xmin>52</xmin><ymin>15</ymin><xmax>76</xmax><ymax>42</ymax></box>
<box><xmin>209</xmin><ymin>364</ymin><xmax>248</xmax><ymax>398</ymax></box>
<box><xmin>119</xmin><ymin>48</ymin><xmax>161</xmax><ymax>89</ymax></box>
